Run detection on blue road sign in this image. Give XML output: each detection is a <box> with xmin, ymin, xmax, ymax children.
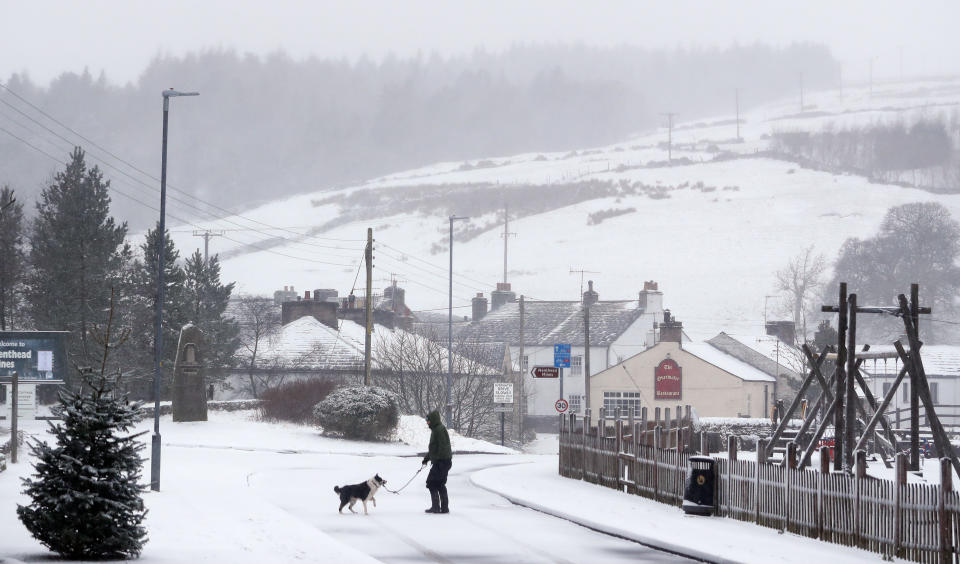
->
<box><xmin>554</xmin><ymin>344</ymin><xmax>571</xmax><ymax>368</ymax></box>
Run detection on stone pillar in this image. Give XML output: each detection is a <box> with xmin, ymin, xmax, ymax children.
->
<box><xmin>172</xmin><ymin>324</ymin><xmax>207</xmax><ymax>422</ymax></box>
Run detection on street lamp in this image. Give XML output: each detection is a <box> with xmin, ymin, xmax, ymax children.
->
<box><xmin>151</xmin><ymin>88</ymin><xmax>199</xmax><ymax>492</ymax></box>
<box><xmin>447</xmin><ymin>214</ymin><xmax>468</xmax><ymax>428</ymax></box>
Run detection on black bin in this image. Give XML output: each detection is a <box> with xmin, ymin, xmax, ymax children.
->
<box><xmin>682</xmin><ymin>455</ymin><xmax>717</xmax><ymax>516</ymax></box>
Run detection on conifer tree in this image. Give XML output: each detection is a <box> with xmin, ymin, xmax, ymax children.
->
<box><xmin>125</xmin><ymin>224</ymin><xmax>188</xmax><ymax>397</ymax></box>
<box><xmin>183</xmin><ymin>250</ymin><xmax>239</xmax><ymax>376</ymax></box>
<box><xmin>0</xmin><ymin>186</ymin><xmax>25</xmax><ymax>330</ymax></box>
<box><xmin>17</xmin><ymin>294</ymin><xmax>147</xmax><ymax>559</ymax></box>
<box><xmin>25</xmin><ymin>147</ymin><xmax>131</xmax><ymax>367</ymax></box>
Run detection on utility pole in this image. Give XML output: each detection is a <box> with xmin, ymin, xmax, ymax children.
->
<box><xmin>799</xmin><ymin>72</ymin><xmax>804</xmax><ymax>112</ymax></box>
<box><xmin>584</xmin><ymin>303</ymin><xmax>591</xmax><ymax>415</ymax></box>
<box><xmin>661</xmin><ymin>112</ymin><xmax>677</xmax><ymax>163</ymax></box>
<box><xmin>735</xmin><ymin>88</ymin><xmax>741</xmax><ymax>141</ymax></box>
<box><xmin>447</xmin><ymin>215</ymin><xmax>468</xmax><ymax>428</ymax></box>
<box><xmin>518</xmin><ymin>295</ymin><xmax>525</xmax><ymax>444</ymax></box>
<box><xmin>192</xmin><ymin>229</ymin><xmax>225</xmax><ymax>264</ymax></box>
<box><xmin>364</xmin><ymin>228</ymin><xmax>373</xmax><ymax>386</ymax></box>
<box><xmin>501</xmin><ymin>204</ymin><xmax>516</xmax><ymax>284</ymax></box>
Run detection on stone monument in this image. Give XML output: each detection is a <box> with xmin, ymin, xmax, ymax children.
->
<box><xmin>172</xmin><ymin>324</ymin><xmax>207</xmax><ymax>422</ymax></box>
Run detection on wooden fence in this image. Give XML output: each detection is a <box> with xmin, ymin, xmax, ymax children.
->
<box><xmin>559</xmin><ymin>410</ymin><xmax>959</xmax><ymax>563</ymax></box>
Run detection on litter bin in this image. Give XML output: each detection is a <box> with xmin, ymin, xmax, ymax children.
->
<box><xmin>682</xmin><ymin>455</ymin><xmax>717</xmax><ymax>516</ymax></box>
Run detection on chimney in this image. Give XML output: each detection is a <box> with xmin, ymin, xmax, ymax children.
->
<box><xmin>304</xmin><ymin>290</ymin><xmax>311</xmax><ymax>300</ymax></box>
<box><xmin>491</xmin><ymin>282</ymin><xmax>517</xmax><ymax>310</ymax></box>
<box><xmin>765</xmin><ymin>320</ymin><xmax>796</xmax><ymax>346</ymax></box>
<box><xmin>472</xmin><ymin>293</ymin><xmax>488</xmax><ymax>321</ymax></box>
<box><xmin>659</xmin><ymin>309</ymin><xmax>683</xmax><ymax>343</ymax></box>
<box><xmin>639</xmin><ymin>280</ymin><xmax>663</xmax><ymax>313</ymax></box>
<box><xmin>583</xmin><ymin>280</ymin><xmax>599</xmax><ymax>307</ymax></box>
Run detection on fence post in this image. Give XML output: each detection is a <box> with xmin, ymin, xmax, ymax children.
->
<box><xmin>894</xmin><ymin>452</ymin><xmax>906</xmax><ymax>559</ymax></box>
<box><xmin>654</xmin><ymin>425</ymin><xmax>662</xmax><ymax>502</ymax></box>
<box><xmin>664</xmin><ymin>407</ymin><xmax>672</xmax><ymax>445</ymax></box>
<box><xmin>755</xmin><ymin>439</ymin><xmax>766</xmax><ymax>526</ymax></box>
<box><xmin>784</xmin><ymin>442</ymin><xmax>797</xmax><ymax>533</ymax></box>
<box><xmin>700</xmin><ymin>431</ymin><xmax>709</xmax><ymax>456</ymax></box>
<box><xmin>854</xmin><ymin>449</ymin><xmax>866</xmax><ymax>549</ymax></box>
<box><xmin>940</xmin><ymin>457</ymin><xmax>953</xmax><ymax>564</ymax></box>
<box><xmin>727</xmin><ymin>437</ymin><xmax>737</xmax><ymax>517</ymax></box>
<box><xmin>582</xmin><ymin>408</ymin><xmax>591</xmax><ymax>482</ymax></box>
<box><xmin>615</xmin><ymin>417</ymin><xmax>623</xmax><ymax>492</ymax></box>
<box><xmin>675</xmin><ymin>427</ymin><xmax>683</xmax><ymax>505</ymax></box>
<box><xmin>640</xmin><ymin>407</ymin><xmax>648</xmax><ymax>447</ymax></box>
<box><xmin>598</xmin><ymin>416</ymin><xmax>606</xmax><ymax>486</ymax></box>
<box><xmin>818</xmin><ymin>445</ymin><xmax>830</xmax><ymax>540</ymax></box>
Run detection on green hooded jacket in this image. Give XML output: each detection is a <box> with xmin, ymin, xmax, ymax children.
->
<box><xmin>425</xmin><ymin>410</ymin><xmax>452</xmax><ymax>462</ymax></box>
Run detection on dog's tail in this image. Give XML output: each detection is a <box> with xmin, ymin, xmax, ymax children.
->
<box><xmin>334</xmin><ymin>486</ymin><xmax>341</xmax><ymax>494</ymax></box>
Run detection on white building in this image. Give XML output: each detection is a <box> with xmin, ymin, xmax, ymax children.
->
<box><xmin>456</xmin><ymin>281</ymin><xmax>665</xmax><ymax>430</ymax></box>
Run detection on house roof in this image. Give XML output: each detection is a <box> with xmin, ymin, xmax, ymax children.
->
<box><xmin>681</xmin><ymin>342</ymin><xmax>777</xmax><ymax>382</ymax></box>
<box><xmin>859</xmin><ymin>345</ymin><xmax>960</xmax><ymax>378</ymax></box>
<box><xmin>254</xmin><ymin>316</ymin><xmax>366</xmax><ymax>371</ymax></box>
<box><xmin>706</xmin><ymin>332</ymin><xmax>803</xmax><ymax>380</ymax></box>
<box><xmin>457</xmin><ymin>300</ymin><xmax>645</xmax><ymax>347</ymax></box>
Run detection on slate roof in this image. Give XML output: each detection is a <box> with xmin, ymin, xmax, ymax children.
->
<box><xmin>706</xmin><ymin>332</ymin><xmax>803</xmax><ymax>381</ymax></box>
<box><xmin>457</xmin><ymin>300</ymin><xmax>644</xmax><ymax>347</ymax></box>
<box><xmin>254</xmin><ymin>316</ymin><xmax>365</xmax><ymax>371</ymax></box>
<box><xmin>682</xmin><ymin>342</ymin><xmax>777</xmax><ymax>382</ymax></box>
<box><xmin>859</xmin><ymin>345</ymin><xmax>960</xmax><ymax>378</ymax></box>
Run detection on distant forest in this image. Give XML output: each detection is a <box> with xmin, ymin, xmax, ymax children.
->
<box><xmin>0</xmin><ymin>43</ymin><xmax>837</xmax><ymax>228</ymax></box>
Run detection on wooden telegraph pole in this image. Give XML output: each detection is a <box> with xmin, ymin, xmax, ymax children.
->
<box><xmin>364</xmin><ymin>228</ymin><xmax>373</xmax><ymax>386</ymax></box>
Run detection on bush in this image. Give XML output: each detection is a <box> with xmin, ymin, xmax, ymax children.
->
<box><xmin>260</xmin><ymin>379</ymin><xmax>337</xmax><ymax>423</ymax></box>
<box><xmin>313</xmin><ymin>385</ymin><xmax>399</xmax><ymax>441</ymax></box>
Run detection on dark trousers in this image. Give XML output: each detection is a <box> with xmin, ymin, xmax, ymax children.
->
<box><xmin>426</xmin><ymin>459</ymin><xmax>452</xmax><ymax>510</ymax></box>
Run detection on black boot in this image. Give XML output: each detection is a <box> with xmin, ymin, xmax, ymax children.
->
<box><xmin>425</xmin><ymin>487</ymin><xmax>440</xmax><ymax>513</ymax></box>
<box><xmin>438</xmin><ymin>485</ymin><xmax>449</xmax><ymax>514</ymax></box>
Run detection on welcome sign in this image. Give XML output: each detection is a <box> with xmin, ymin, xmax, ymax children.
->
<box><xmin>654</xmin><ymin>358</ymin><xmax>682</xmax><ymax>400</ymax></box>
<box><xmin>0</xmin><ymin>331</ymin><xmax>69</xmax><ymax>382</ymax></box>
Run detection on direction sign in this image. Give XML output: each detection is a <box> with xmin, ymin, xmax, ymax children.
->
<box><xmin>493</xmin><ymin>382</ymin><xmax>514</xmax><ymax>403</ymax></box>
<box><xmin>531</xmin><ymin>366</ymin><xmax>560</xmax><ymax>378</ymax></box>
<box><xmin>554</xmin><ymin>344</ymin><xmax>571</xmax><ymax>368</ymax></box>
<box><xmin>555</xmin><ymin>398</ymin><xmax>569</xmax><ymax>413</ymax></box>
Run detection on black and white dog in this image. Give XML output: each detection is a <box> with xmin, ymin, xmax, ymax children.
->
<box><xmin>334</xmin><ymin>474</ymin><xmax>387</xmax><ymax>514</ymax></box>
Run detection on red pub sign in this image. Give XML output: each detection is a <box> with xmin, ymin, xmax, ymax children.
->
<box><xmin>654</xmin><ymin>358</ymin><xmax>682</xmax><ymax>400</ymax></box>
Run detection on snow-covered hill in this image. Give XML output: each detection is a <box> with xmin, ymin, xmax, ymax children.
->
<box><xmin>169</xmin><ymin>77</ymin><xmax>960</xmax><ymax>340</ymax></box>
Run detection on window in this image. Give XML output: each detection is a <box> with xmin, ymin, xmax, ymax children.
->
<box><xmin>571</xmin><ymin>355</ymin><xmax>583</xmax><ymax>376</ymax></box>
<box><xmin>882</xmin><ymin>382</ymin><xmax>892</xmax><ymax>398</ymax></box>
<box><xmin>603</xmin><ymin>391</ymin><xmax>641</xmax><ymax>417</ymax></box>
<box><xmin>569</xmin><ymin>394</ymin><xmax>582</xmax><ymax>414</ymax></box>
<box><xmin>930</xmin><ymin>382</ymin><xmax>939</xmax><ymax>404</ymax></box>
<box><xmin>902</xmin><ymin>383</ymin><xmax>910</xmax><ymax>402</ymax></box>
<box><xmin>521</xmin><ymin>355</ymin><xmax>528</xmax><ymax>373</ymax></box>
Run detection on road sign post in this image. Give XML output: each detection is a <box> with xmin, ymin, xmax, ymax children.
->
<box><xmin>554</xmin><ymin>344</ymin><xmax>570</xmax><ymax>406</ymax></box>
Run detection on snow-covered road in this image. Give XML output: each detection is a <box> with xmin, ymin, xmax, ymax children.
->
<box><xmin>247</xmin><ymin>454</ymin><xmax>692</xmax><ymax>563</ymax></box>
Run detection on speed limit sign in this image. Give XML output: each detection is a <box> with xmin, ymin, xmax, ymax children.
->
<box><xmin>555</xmin><ymin>398</ymin><xmax>569</xmax><ymax>413</ymax></box>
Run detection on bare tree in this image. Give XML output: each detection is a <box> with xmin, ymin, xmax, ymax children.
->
<box><xmin>372</xmin><ymin>328</ymin><xmax>504</xmax><ymax>440</ymax></box>
<box><xmin>233</xmin><ymin>295</ymin><xmax>282</xmax><ymax>398</ymax></box>
<box><xmin>775</xmin><ymin>245</ymin><xmax>827</xmax><ymax>343</ymax></box>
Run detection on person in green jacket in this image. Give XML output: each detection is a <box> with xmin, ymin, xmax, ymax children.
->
<box><xmin>422</xmin><ymin>410</ymin><xmax>452</xmax><ymax>514</ymax></box>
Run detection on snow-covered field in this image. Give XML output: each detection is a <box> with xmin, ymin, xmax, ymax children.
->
<box><xmin>1</xmin><ymin>411</ymin><xmax>888</xmax><ymax>563</ymax></box>
<box><xmin>166</xmin><ymin>77</ymin><xmax>960</xmax><ymax>341</ymax></box>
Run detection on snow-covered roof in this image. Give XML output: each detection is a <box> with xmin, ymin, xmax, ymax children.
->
<box><xmin>457</xmin><ymin>300</ymin><xmax>645</xmax><ymax>347</ymax></box>
<box><xmin>682</xmin><ymin>342</ymin><xmax>777</xmax><ymax>382</ymax></box>
<box><xmin>706</xmin><ymin>332</ymin><xmax>802</xmax><ymax>380</ymax></box>
<box><xmin>253</xmin><ymin>316</ymin><xmax>365</xmax><ymax>370</ymax></box>
<box><xmin>860</xmin><ymin>345</ymin><xmax>960</xmax><ymax>378</ymax></box>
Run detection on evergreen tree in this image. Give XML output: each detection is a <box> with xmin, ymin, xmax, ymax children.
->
<box><xmin>17</xmin><ymin>351</ymin><xmax>148</xmax><ymax>558</ymax></box>
<box><xmin>125</xmin><ymin>224</ymin><xmax>188</xmax><ymax>398</ymax></box>
<box><xmin>183</xmin><ymin>250</ymin><xmax>239</xmax><ymax>376</ymax></box>
<box><xmin>0</xmin><ymin>186</ymin><xmax>26</xmax><ymax>330</ymax></box>
<box><xmin>25</xmin><ymin>147</ymin><xmax>131</xmax><ymax>367</ymax></box>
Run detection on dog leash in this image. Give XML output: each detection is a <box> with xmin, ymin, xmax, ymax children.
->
<box><xmin>383</xmin><ymin>464</ymin><xmax>426</xmax><ymax>494</ymax></box>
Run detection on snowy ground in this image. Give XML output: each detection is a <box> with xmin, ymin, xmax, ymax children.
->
<box><xmin>0</xmin><ymin>412</ymin><xmax>895</xmax><ymax>562</ymax></box>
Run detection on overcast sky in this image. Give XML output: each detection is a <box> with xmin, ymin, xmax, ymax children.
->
<box><xmin>1</xmin><ymin>0</ymin><xmax>958</xmax><ymax>86</ymax></box>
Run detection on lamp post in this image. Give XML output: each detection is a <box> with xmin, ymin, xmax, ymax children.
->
<box><xmin>151</xmin><ymin>88</ymin><xmax>198</xmax><ymax>492</ymax></box>
<box><xmin>447</xmin><ymin>214</ymin><xmax>468</xmax><ymax>428</ymax></box>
